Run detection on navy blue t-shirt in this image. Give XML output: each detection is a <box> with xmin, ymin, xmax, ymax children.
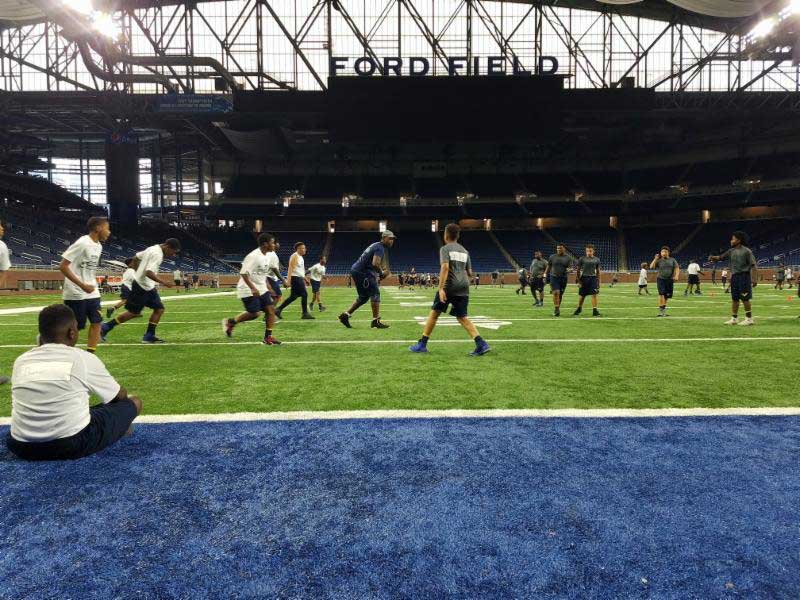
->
<box><xmin>351</xmin><ymin>242</ymin><xmax>385</xmax><ymax>275</ymax></box>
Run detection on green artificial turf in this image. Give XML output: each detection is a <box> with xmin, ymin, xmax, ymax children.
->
<box><xmin>1</xmin><ymin>283</ymin><xmax>799</xmax><ymax>415</ymax></box>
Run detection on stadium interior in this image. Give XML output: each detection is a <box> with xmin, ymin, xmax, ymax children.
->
<box><xmin>1</xmin><ymin>0</ymin><xmax>800</xmax><ymax>597</ymax></box>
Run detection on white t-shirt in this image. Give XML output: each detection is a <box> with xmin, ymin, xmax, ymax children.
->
<box><xmin>266</xmin><ymin>251</ymin><xmax>280</xmax><ymax>281</ymax></box>
<box><xmin>135</xmin><ymin>244</ymin><xmax>165</xmax><ymax>291</ymax></box>
<box><xmin>61</xmin><ymin>235</ymin><xmax>102</xmax><ymax>301</ymax></box>
<box><xmin>786</xmin><ymin>268</ymin><xmax>793</xmax><ymax>278</ymax></box>
<box><xmin>638</xmin><ymin>268</ymin><xmax>648</xmax><ymax>285</ymax></box>
<box><xmin>290</xmin><ymin>253</ymin><xmax>305</xmax><ymax>278</ymax></box>
<box><xmin>722</xmin><ymin>270</ymin><xmax>728</xmax><ymax>278</ymax></box>
<box><xmin>121</xmin><ymin>268</ymin><xmax>136</xmax><ymax>288</ymax></box>
<box><xmin>687</xmin><ymin>263</ymin><xmax>701</xmax><ymax>275</ymax></box>
<box><xmin>308</xmin><ymin>263</ymin><xmax>326</xmax><ymax>281</ymax></box>
<box><xmin>237</xmin><ymin>248</ymin><xmax>270</xmax><ymax>298</ymax></box>
<box><xmin>173</xmin><ymin>270</ymin><xmax>181</xmax><ymax>280</ymax></box>
<box><xmin>10</xmin><ymin>344</ymin><xmax>121</xmax><ymax>442</ymax></box>
<box><xmin>0</xmin><ymin>239</ymin><xmax>10</xmax><ymax>271</ymax></box>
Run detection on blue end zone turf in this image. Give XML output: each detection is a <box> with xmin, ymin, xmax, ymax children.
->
<box><xmin>1</xmin><ymin>417</ymin><xmax>799</xmax><ymax>598</ymax></box>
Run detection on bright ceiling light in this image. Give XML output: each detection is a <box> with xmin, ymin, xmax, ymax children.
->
<box><xmin>748</xmin><ymin>18</ymin><xmax>776</xmax><ymax>40</ymax></box>
<box><xmin>787</xmin><ymin>0</ymin><xmax>800</xmax><ymax>15</ymax></box>
<box><xmin>65</xmin><ymin>0</ymin><xmax>94</xmax><ymax>15</ymax></box>
<box><xmin>92</xmin><ymin>12</ymin><xmax>122</xmax><ymax>40</ymax></box>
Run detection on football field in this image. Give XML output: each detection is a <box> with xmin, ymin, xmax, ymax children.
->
<box><xmin>2</xmin><ymin>283</ymin><xmax>800</xmax><ymax>598</ymax></box>
<box><xmin>1</xmin><ymin>282</ymin><xmax>799</xmax><ymax>415</ymax></box>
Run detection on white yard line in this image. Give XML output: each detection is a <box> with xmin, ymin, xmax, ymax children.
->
<box><xmin>3</xmin><ymin>406</ymin><xmax>799</xmax><ymax>427</ymax></box>
<box><xmin>1</xmin><ymin>336</ymin><xmax>798</xmax><ymax>349</ymax></box>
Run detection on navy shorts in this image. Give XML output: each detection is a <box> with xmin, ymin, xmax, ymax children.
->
<box><xmin>518</xmin><ymin>278</ymin><xmax>528</xmax><ymax>286</ymax></box>
<box><xmin>657</xmin><ymin>278</ymin><xmax>674</xmax><ymax>299</ymax></box>
<box><xmin>688</xmin><ymin>274</ymin><xmax>700</xmax><ymax>285</ymax></box>
<box><xmin>120</xmin><ymin>285</ymin><xmax>131</xmax><ymax>300</ymax></box>
<box><xmin>531</xmin><ymin>277</ymin><xmax>544</xmax><ymax>292</ymax></box>
<box><xmin>578</xmin><ymin>276</ymin><xmax>599</xmax><ymax>297</ymax></box>
<box><xmin>432</xmin><ymin>292</ymin><xmax>469</xmax><ymax>318</ymax></box>
<box><xmin>550</xmin><ymin>275</ymin><xmax>568</xmax><ymax>293</ymax></box>
<box><xmin>268</xmin><ymin>278</ymin><xmax>281</xmax><ymax>297</ymax></box>
<box><xmin>310</xmin><ymin>279</ymin><xmax>321</xmax><ymax>294</ymax></box>
<box><xmin>64</xmin><ymin>298</ymin><xmax>102</xmax><ymax>330</ymax></box>
<box><xmin>6</xmin><ymin>398</ymin><xmax>138</xmax><ymax>461</ymax></box>
<box><xmin>730</xmin><ymin>272</ymin><xmax>753</xmax><ymax>302</ymax></box>
<box><xmin>125</xmin><ymin>281</ymin><xmax>165</xmax><ymax>314</ymax></box>
<box><xmin>353</xmin><ymin>271</ymin><xmax>381</xmax><ymax>303</ymax></box>
<box><xmin>241</xmin><ymin>292</ymin><xmax>274</xmax><ymax>314</ymax></box>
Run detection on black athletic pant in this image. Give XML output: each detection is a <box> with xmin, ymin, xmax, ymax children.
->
<box><xmin>6</xmin><ymin>399</ymin><xmax>137</xmax><ymax>461</ymax></box>
<box><xmin>278</xmin><ymin>276</ymin><xmax>308</xmax><ymax>314</ymax></box>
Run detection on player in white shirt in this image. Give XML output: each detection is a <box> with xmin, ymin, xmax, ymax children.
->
<box><xmin>222</xmin><ymin>233</ymin><xmax>281</xmax><ymax>345</ymax></box>
<box><xmin>266</xmin><ymin>240</ymin><xmax>288</xmax><ymax>303</ymax></box>
<box><xmin>59</xmin><ymin>217</ymin><xmax>110</xmax><ymax>354</ymax></box>
<box><xmin>0</xmin><ymin>221</ymin><xmax>10</xmax><ymax>385</ymax></box>
<box><xmin>307</xmin><ymin>256</ymin><xmax>327</xmax><ymax>312</ymax></box>
<box><xmin>275</xmin><ymin>241</ymin><xmax>314</xmax><ymax>320</ymax></box>
<box><xmin>6</xmin><ymin>304</ymin><xmax>141</xmax><ymax>460</ymax></box>
<box><xmin>684</xmin><ymin>260</ymin><xmax>703</xmax><ymax>296</ymax></box>
<box><xmin>100</xmin><ymin>238</ymin><xmax>181</xmax><ymax>344</ymax></box>
<box><xmin>786</xmin><ymin>266</ymin><xmax>794</xmax><ymax>289</ymax></box>
<box><xmin>721</xmin><ymin>268</ymin><xmax>729</xmax><ymax>292</ymax></box>
<box><xmin>106</xmin><ymin>258</ymin><xmax>136</xmax><ymax>319</ymax></box>
<box><xmin>173</xmin><ymin>269</ymin><xmax>182</xmax><ymax>293</ymax></box>
<box><xmin>637</xmin><ymin>262</ymin><xmax>649</xmax><ymax>295</ymax></box>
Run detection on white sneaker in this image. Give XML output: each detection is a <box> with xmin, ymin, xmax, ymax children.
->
<box><xmin>738</xmin><ymin>317</ymin><xmax>754</xmax><ymax>326</ymax></box>
<box><xmin>724</xmin><ymin>318</ymin><xmax>738</xmax><ymax>325</ymax></box>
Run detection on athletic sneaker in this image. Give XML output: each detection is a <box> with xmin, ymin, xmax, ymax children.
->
<box><xmin>274</xmin><ymin>309</ymin><xmax>283</xmax><ymax>320</ymax></box>
<box><xmin>142</xmin><ymin>334</ymin><xmax>165</xmax><ymax>344</ymax></box>
<box><xmin>301</xmin><ymin>312</ymin><xmax>315</xmax><ymax>320</ymax></box>
<box><xmin>0</xmin><ymin>376</ymin><xmax>9</xmax><ymax>385</ymax></box>
<box><xmin>371</xmin><ymin>319</ymin><xmax>390</xmax><ymax>329</ymax></box>
<box><xmin>100</xmin><ymin>322</ymin><xmax>112</xmax><ymax>341</ymax></box>
<box><xmin>573</xmin><ymin>307</ymin><xmax>582</xmax><ymax>316</ymax></box>
<box><xmin>409</xmin><ymin>342</ymin><xmax>428</xmax><ymax>353</ymax></box>
<box><xmin>724</xmin><ymin>318</ymin><xmax>739</xmax><ymax>325</ymax></box>
<box><xmin>553</xmin><ymin>308</ymin><xmax>560</xmax><ymax>317</ymax></box>
<box><xmin>592</xmin><ymin>309</ymin><xmax>601</xmax><ymax>317</ymax></box>
<box><xmin>263</xmin><ymin>336</ymin><xmax>282</xmax><ymax>345</ymax></box>
<box><xmin>738</xmin><ymin>317</ymin><xmax>754</xmax><ymax>326</ymax></box>
<box><xmin>222</xmin><ymin>318</ymin><xmax>235</xmax><ymax>337</ymax></box>
<box><xmin>338</xmin><ymin>312</ymin><xmax>352</xmax><ymax>328</ymax></box>
<box><xmin>319</xmin><ymin>305</ymin><xmax>327</xmax><ymax>312</ymax></box>
<box><xmin>106</xmin><ymin>307</ymin><xmax>115</xmax><ymax>319</ymax></box>
<box><xmin>469</xmin><ymin>340</ymin><xmax>491</xmax><ymax>356</ymax></box>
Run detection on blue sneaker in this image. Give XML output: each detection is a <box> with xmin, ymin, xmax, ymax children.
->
<box><xmin>100</xmin><ymin>322</ymin><xmax>111</xmax><ymax>342</ymax></box>
<box><xmin>142</xmin><ymin>334</ymin><xmax>165</xmax><ymax>344</ymax></box>
<box><xmin>409</xmin><ymin>342</ymin><xmax>428</xmax><ymax>353</ymax></box>
<box><xmin>469</xmin><ymin>341</ymin><xmax>491</xmax><ymax>356</ymax></box>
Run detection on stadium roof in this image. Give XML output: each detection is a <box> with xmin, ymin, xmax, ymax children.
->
<box><xmin>0</xmin><ymin>0</ymin><xmax>784</xmax><ymax>31</ymax></box>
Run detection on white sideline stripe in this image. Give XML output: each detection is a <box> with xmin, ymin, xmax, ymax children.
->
<box><xmin>1</xmin><ymin>336</ymin><xmax>799</xmax><ymax>349</ymax></box>
<box><xmin>3</xmin><ymin>406</ymin><xmax>800</xmax><ymax>427</ymax></box>
<box><xmin>0</xmin><ymin>291</ymin><xmax>234</xmax><ymax>317</ymax></box>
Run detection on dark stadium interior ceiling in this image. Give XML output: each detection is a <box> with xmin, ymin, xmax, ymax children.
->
<box><xmin>1</xmin><ymin>0</ymin><xmax>800</xmax><ymax>218</ymax></box>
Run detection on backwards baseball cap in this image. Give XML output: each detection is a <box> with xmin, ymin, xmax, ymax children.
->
<box><xmin>382</xmin><ymin>230</ymin><xmax>396</xmax><ymax>239</ymax></box>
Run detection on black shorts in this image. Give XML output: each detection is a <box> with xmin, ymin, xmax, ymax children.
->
<box><xmin>531</xmin><ymin>277</ymin><xmax>544</xmax><ymax>291</ymax></box>
<box><xmin>173</xmin><ymin>279</ymin><xmax>181</xmax><ymax>286</ymax></box>
<box><xmin>120</xmin><ymin>285</ymin><xmax>131</xmax><ymax>300</ymax></box>
<box><xmin>268</xmin><ymin>278</ymin><xmax>281</xmax><ymax>297</ymax></box>
<box><xmin>353</xmin><ymin>271</ymin><xmax>381</xmax><ymax>303</ymax></box>
<box><xmin>730</xmin><ymin>272</ymin><xmax>753</xmax><ymax>302</ymax></box>
<box><xmin>310</xmin><ymin>279</ymin><xmax>321</xmax><ymax>293</ymax></box>
<box><xmin>578</xmin><ymin>276</ymin><xmax>599</xmax><ymax>297</ymax></box>
<box><xmin>638</xmin><ymin>283</ymin><xmax>647</xmax><ymax>289</ymax></box>
<box><xmin>289</xmin><ymin>276</ymin><xmax>307</xmax><ymax>297</ymax></box>
<box><xmin>125</xmin><ymin>281</ymin><xmax>165</xmax><ymax>314</ymax></box>
<box><xmin>688</xmin><ymin>274</ymin><xmax>700</xmax><ymax>285</ymax></box>
<box><xmin>518</xmin><ymin>278</ymin><xmax>527</xmax><ymax>286</ymax></box>
<box><xmin>550</xmin><ymin>275</ymin><xmax>568</xmax><ymax>293</ymax></box>
<box><xmin>722</xmin><ymin>277</ymin><xmax>728</xmax><ymax>284</ymax></box>
<box><xmin>64</xmin><ymin>298</ymin><xmax>102</xmax><ymax>330</ymax></box>
<box><xmin>657</xmin><ymin>278</ymin><xmax>674</xmax><ymax>299</ymax></box>
<box><xmin>241</xmin><ymin>292</ymin><xmax>274</xmax><ymax>314</ymax></box>
<box><xmin>6</xmin><ymin>399</ymin><xmax>138</xmax><ymax>461</ymax></box>
<box><xmin>432</xmin><ymin>292</ymin><xmax>469</xmax><ymax>318</ymax></box>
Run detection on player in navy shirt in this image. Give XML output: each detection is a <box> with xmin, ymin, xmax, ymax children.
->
<box><xmin>338</xmin><ymin>231</ymin><xmax>396</xmax><ymax>329</ymax></box>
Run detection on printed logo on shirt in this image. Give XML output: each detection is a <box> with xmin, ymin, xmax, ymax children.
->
<box><xmin>449</xmin><ymin>251</ymin><xmax>469</xmax><ymax>263</ymax></box>
<box><xmin>14</xmin><ymin>361</ymin><xmax>73</xmax><ymax>383</ymax></box>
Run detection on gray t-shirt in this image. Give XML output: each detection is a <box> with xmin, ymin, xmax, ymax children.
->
<box><xmin>529</xmin><ymin>258</ymin><xmax>548</xmax><ymax>277</ymax></box>
<box><xmin>656</xmin><ymin>257</ymin><xmax>679</xmax><ymax>279</ymax></box>
<box><xmin>577</xmin><ymin>256</ymin><xmax>600</xmax><ymax>277</ymax></box>
<box><xmin>548</xmin><ymin>254</ymin><xmax>573</xmax><ymax>277</ymax></box>
<box><xmin>721</xmin><ymin>246</ymin><xmax>756</xmax><ymax>275</ymax></box>
<box><xmin>440</xmin><ymin>242</ymin><xmax>472</xmax><ymax>296</ymax></box>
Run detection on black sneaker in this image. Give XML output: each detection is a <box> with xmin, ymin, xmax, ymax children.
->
<box><xmin>275</xmin><ymin>309</ymin><xmax>283</xmax><ymax>320</ymax></box>
<box><xmin>593</xmin><ymin>309</ymin><xmax>601</xmax><ymax>317</ymax></box>
<box><xmin>371</xmin><ymin>319</ymin><xmax>390</xmax><ymax>329</ymax></box>
<box><xmin>301</xmin><ymin>312</ymin><xmax>315</xmax><ymax>320</ymax></box>
<box><xmin>338</xmin><ymin>312</ymin><xmax>352</xmax><ymax>328</ymax></box>
<box><xmin>142</xmin><ymin>335</ymin><xmax>165</xmax><ymax>344</ymax></box>
<box><xmin>106</xmin><ymin>307</ymin><xmax>115</xmax><ymax>319</ymax></box>
<box><xmin>319</xmin><ymin>305</ymin><xmax>327</xmax><ymax>312</ymax></box>
<box><xmin>222</xmin><ymin>318</ymin><xmax>235</xmax><ymax>338</ymax></box>
<box><xmin>573</xmin><ymin>308</ymin><xmax>582</xmax><ymax>316</ymax></box>
<box><xmin>554</xmin><ymin>308</ymin><xmax>560</xmax><ymax>317</ymax></box>
<box><xmin>263</xmin><ymin>336</ymin><xmax>282</xmax><ymax>345</ymax></box>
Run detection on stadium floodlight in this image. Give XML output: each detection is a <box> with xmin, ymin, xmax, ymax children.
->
<box><xmin>65</xmin><ymin>0</ymin><xmax>94</xmax><ymax>15</ymax></box>
<box><xmin>91</xmin><ymin>12</ymin><xmax>122</xmax><ymax>40</ymax></box>
<box><xmin>748</xmin><ymin>18</ymin><xmax>776</xmax><ymax>40</ymax></box>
